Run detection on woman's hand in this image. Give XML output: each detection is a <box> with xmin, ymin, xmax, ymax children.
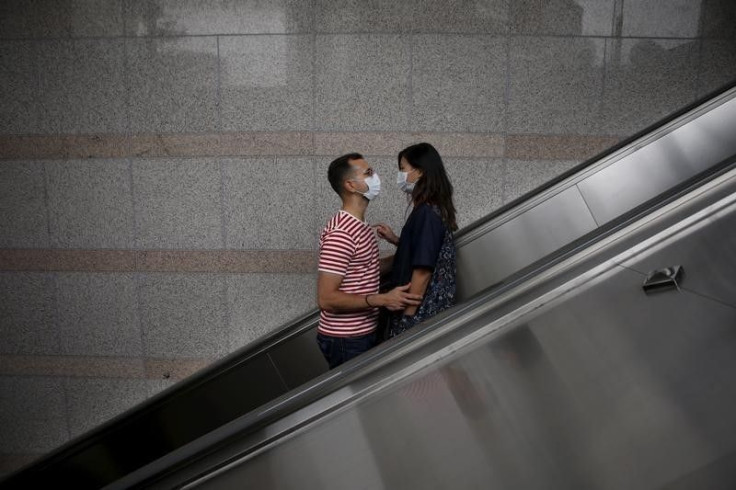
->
<box><xmin>375</xmin><ymin>223</ymin><xmax>399</xmax><ymax>245</ymax></box>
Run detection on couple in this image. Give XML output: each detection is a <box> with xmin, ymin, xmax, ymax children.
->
<box><xmin>316</xmin><ymin>142</ymin><xmax>458</xmax><ymax>369</ymax></box>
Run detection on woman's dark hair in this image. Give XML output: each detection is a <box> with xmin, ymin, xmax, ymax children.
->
<box><xmin>398</xmin><ymin>142</ymin><xmax>457</xmax><ymax>231</ymax></box>
<box><xmin>328</xmin><ymin>152</ymin><xmax>363</xmax><ymax>196</ymax></box>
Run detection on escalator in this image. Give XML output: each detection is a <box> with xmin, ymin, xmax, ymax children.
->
<box><xmin>167</xmin><ymin>164</ymin><xmax>736</xmax><ymax>490</ymax></box>
<box><xmin>2</xmin><ymin>82</ymin><xmax>735</xmax><ymax>489</ymax></box>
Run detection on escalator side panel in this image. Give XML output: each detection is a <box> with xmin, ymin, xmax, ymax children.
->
<box><xmin>456</xmin><ymin>186</ymin><xmax>597</xmax><ymax>300</ymax></box>
<box><xmin>577</xmin><ymin>95</ymin><xmax>736</xmax><ymax>225</ymax></box>
<box><xmin>661</xmin><ymin>449</ymin><xmax>736</xmax><ymax>490</ymax></box>
<box><xmin>269</xmin><ymin>328</ymin><xmax>328</xmax><ymax>390</ymax></box>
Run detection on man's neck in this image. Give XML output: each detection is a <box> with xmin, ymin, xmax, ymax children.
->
<box><xmin>341</xmin><ymin>194</ymin><xmax>368</xmax><ymax>222</ymax></box>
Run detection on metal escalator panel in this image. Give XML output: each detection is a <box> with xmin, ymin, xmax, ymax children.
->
<box><xmin>178</xmin><ymin>173</ymin><xmax>736</xmax><ymax>490</ymax></box>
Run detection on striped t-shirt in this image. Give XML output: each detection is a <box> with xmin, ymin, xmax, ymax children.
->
<box><xmin>318</xmin><ymin>210</ymin><xmax>380</xmax><ymax>337</ymax></box>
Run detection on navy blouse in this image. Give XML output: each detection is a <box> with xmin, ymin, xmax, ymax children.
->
<box><xmin>388</xmin><ymin>203</ymin><xmax>457</xmax><ymax>337</ymax></box>
<box><xmin>390</xmin><ymin>203</ymin><xmax>446</xmax><ymax>287</ymax></box>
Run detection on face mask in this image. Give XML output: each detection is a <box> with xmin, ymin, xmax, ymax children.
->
<box><xmin>358</xmin><ymin>173</ymin><xmax>381</xmax><ymax>200</ymax></box>
<box><xmin>396</xmin><ymin>171</ymin><xmax>415</xmax><ymax>194</ymax></box>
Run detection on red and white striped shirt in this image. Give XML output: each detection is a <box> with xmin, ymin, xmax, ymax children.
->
<box><xmin>318</xmin><ymin>210</ymin><xmax>380</xmax><ymax>337</ymax></box>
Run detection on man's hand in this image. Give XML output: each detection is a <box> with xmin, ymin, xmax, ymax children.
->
<box><xmin>375</xmin><ymin>223</ymin><xmax>399</xmax><ymax>245</ymax></box>
<box><xmin>380</xmin><ymin>283</ymin><xmax>422</xmax><ymax>311</ymax></box>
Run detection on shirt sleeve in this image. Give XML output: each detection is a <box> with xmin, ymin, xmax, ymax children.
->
<box><xmin>410</xmin><ymin>205</ymin><xmax>446</xmax><ymax>270</ymax></box>
<box><xmin>318</xmin><ymin>229</ymin><xmax>356</xmax><ymax>276</ymax></box>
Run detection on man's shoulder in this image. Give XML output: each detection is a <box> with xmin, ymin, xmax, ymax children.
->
<box><xmin>323</xmin><ymin>211</ymin><xmax>369</xmax><ymax>236</ymax></box>
<box><xmin>322</xmin><ymin>211</ymin><xmax>348</xmax><ymax>231</ymax></box>
<box><xmin>320</xmin><ymin>212</ymin><xmax>356</xmax><ymax>243</ymax></box>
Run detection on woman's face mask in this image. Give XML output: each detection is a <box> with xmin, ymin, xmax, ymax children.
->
<box><xmin>396</xmin><ymin>169</ymin><xmax>416</xmax><ymax>194</ymax></box>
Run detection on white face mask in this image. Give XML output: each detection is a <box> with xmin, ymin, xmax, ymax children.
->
<box><xmin>396</xmin><ymin>171</ymin><xmax>415</xmax><ymax>194</ymax></box>
<box><xmin>358</xmin><ymin>173</ymin><xmax>381</xmax><ymax>200</ymax></box>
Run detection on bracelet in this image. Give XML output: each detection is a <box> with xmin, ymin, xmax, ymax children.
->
<box><xmin>365</xmin><ymin>294</ymin><xmax>373</xmax><ymax>307</ymax></box>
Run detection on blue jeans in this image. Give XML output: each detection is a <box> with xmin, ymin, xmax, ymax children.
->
<box><xmin>316</xmin><ymin>332</ymin><xmax>377</xmax><ymax>369</ymax></box>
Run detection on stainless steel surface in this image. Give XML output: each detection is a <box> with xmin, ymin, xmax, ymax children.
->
<box><xmin>577</xmin><ymin>93</ymin><xmax>736</xmax><ymax>225</ymax></box>
<box><xmin>618</xmin><ymin>198</ymin><xmax>736</xmax><ymax>309</ymax></box>
<box><xmin>186</xmin><ymin>185</ymin><xmax>736</xmax><ymax>490</ymax></box>
<box><xmin>456</xmin><ymin>186</ymin><xmax>598</xmax><ymax>299</ymax></box>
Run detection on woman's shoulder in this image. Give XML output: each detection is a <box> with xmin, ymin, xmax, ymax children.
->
<box><xmin>412</xmin><ymin>202</ymin><xmax>437</xmax><ymax>216</ymax></box>
<box><xmin>413</xmin><ymin>203</ymin><xmax>443</xmax><ymax>222</ymax></box>
<box><xmin>408</xmin><ymin>203</ymin><xmax>446</xmax><ymax>234</ymax></box>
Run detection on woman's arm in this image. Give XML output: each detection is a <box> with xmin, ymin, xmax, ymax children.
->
<box><xmin>375</xmin><ymin>224</ymin><xmax>399</xmax><ymax>245</ymax></box>
<box><xmin>402</xmin><ymin>267</ymin><xmax>432</xmax><ymax>316</ymax></box>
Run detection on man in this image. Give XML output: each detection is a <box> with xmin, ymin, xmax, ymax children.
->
<box><xmin>317</xmin><ymin>153</ymin><xmax>422</xmax><ymax>369</ymax></box>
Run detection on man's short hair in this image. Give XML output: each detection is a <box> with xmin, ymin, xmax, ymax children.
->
<box><xmin>328</xmin><ymin>152</ymin><xmax>363</xmax><ymax>196</ymax></box>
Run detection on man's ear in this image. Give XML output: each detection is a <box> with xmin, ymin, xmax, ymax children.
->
<box><xmin>342</xmin><ymin>178</ymin><xmax>355</xmax><ymax>195</ymax></box>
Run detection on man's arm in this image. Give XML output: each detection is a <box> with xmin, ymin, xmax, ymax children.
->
<box><xmin>318</xmin><ymin>272</ymin><xmax>373</xmax><ymax>312</ymax></box>
<box><xmin>318</xmin><ymin>272</ymin><xmax>423</xmax><ymax>313</ymax></box>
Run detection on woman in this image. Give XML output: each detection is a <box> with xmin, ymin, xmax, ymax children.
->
<box><xmin>376</xmin><ymin>142</ymin><xmax>457</xmax><ymax>337</ymax></box>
